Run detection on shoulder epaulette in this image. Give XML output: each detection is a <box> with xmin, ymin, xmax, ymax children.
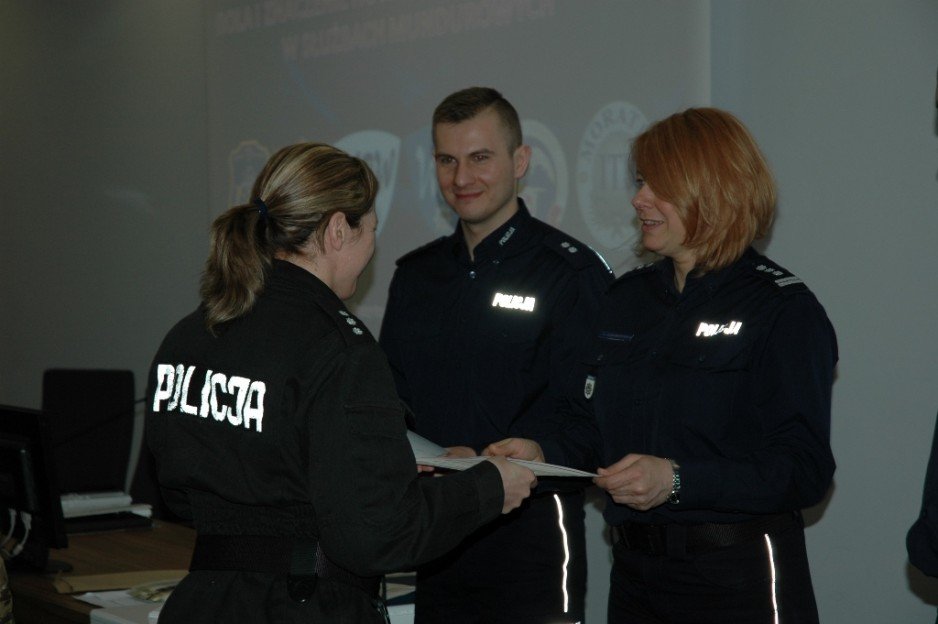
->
<box><xmin>395</xmin><ymin>236</ymin><xmax>448</xmax><ymax>266</ymax></box>
<box><xmin>328</xmin><ymin>305</ymin><xmax>374</xmax><ymax>345</ymax></box>
<box><xmin>542</xmin><ymin>231</ymin><xmax>612</xmax><ymax>273</ymax></box>
<box><xmin>749</xmin><ymin>260</ymin><xmax>808</xmax><ymax>294</ymax></box>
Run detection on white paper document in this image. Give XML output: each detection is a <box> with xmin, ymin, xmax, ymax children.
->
<box><xmin>406</xmin><ymin>430</ymin><xmax>597</xmax><ymax>478</ymax></box>
<box><xmin>77</xmin><ymin>591</ymin><xmax>150</xmax><ymax>609</ymax></box>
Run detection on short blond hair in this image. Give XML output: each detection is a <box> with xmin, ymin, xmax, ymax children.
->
<box><xmin>432</xmin><ymin>87</ymin><xmax>522</xmax><ymax>152</ymax></box>
<box><xmin>631</xmin><ymin>108</ymin><xmax>776</xmax><ymax>271</ymax></box>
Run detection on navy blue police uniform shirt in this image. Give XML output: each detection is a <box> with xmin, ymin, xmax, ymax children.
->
<box><xmin>572</xmin><ymin>247</ymin><xmax>838</xmax><ymax>527</ymax></box>
<box><xmin>380</xmin><ymin>201</ymin><xmax>612</xmax><ymax>472</ymax></box>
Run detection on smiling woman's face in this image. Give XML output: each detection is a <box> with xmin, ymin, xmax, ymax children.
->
<box><xmin>632</xmin><ymin>175</ymin><xmax>693</xmax><ymax>268</ymax></box>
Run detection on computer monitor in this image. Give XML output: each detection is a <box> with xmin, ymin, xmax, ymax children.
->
<box><xmin>0</xmin><ymin>404</ymin><xmax>69</xmax><ymax>571</ymax></box>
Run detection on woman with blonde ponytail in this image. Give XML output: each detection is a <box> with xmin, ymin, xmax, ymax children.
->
<box><xmin>145</xmin><ymin>143</ymin><xmax>535</xmax><ymax>623</ymax></box>
<box><xmin>200</xmin><ymin>143</ymin><xmax>378</xmax><ymax>330</ymax></box>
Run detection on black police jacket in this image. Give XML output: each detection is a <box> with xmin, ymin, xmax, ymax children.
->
<box><xmin>379</xmin><ymin>202</ymin><xmax>611</xmax><ymax>472</ymax></box>
<box><xmin>576</xmin><ymin>248</ymin><xmax>837</xmax><ymax>526</ymax></box>
<box><xmin>146</xmin><ymin>260</ymin><xmax>504</xmax><ymax>578</ymax></box>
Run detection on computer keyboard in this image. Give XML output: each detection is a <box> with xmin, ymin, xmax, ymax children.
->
<box><xmin>60</xmin><ymin>491</ymin><xmax>133</xmax><ymax>517</ymax></box>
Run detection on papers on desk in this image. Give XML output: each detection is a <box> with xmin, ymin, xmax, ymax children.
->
<box><xmin>60</xmin><ymin>491</ymin><xmax>154</xmax><ymax>534</ymax></box>
<box><xmin>61</xmin><ymin>491</ymin><xmax>152</xmax><ymax>519</ymax></box>
<box><xmin>53</xmin><ymin>569</ymin><xmax>187</xmax><ymax>594</ymax></box>
<box><xmin>78</xmin><ymin>590</ymin><xmax>155</xmax><ymax>609</ymax></box>
<box><xmin>406</xmin><ymin>430</ymin><xmax>597</xmax><ymax>478</ymax></box>
<box><xmin>69</xmin><ymin>572</ymin><xmax>182</xmax><ymax>623</ymax></box>
<box><xmin>90</xmin><ymin>603</ymin><xmax>163</xmax><ymax>624</ymax></box>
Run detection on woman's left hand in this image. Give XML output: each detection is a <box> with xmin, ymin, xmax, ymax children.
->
<box><xmin>594</xmin><ymin>454</ymin><xmax>673</xmax><ymax>511</ymax></box>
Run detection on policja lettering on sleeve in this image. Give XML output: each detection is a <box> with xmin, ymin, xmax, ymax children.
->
<box><xmin>151</xmin><ymin>363</ymin><xmax>265</xmax><ymax>432</ymax></box>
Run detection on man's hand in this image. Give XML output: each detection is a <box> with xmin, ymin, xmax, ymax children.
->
<box><xmin>594</xmin><ymin>454</ymin><xmax>673</xmax><ymax>511</ymax></box>
<box><xmin>483</xmin><ymin>438</ymin><xmax>544</xmax><ymax>463</ymax></box>
<box><xmin>487</xmin><ymin>456</ymin><xmax>537</xmax><ymax>513</ymax></box>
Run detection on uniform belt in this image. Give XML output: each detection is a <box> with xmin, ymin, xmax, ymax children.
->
<box><xmin>189</xmin><ymin>534</ymin><xmax>380</xmax><ymax>598</ymax></box>
<box><xmin>614</xmin><ymin>512</ymin><xmax>799</xmax><ymax>556</ymax></box>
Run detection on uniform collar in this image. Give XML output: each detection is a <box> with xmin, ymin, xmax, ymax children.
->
<box><xmin>655</xmin><ymin>247</ymin><xmax>757</xmax><ymax>300</ymax></box>
<box><xmin>269</xmin><ymin>259</ymin><xmax>344</xmax><ymax>307</ymax></box>
<box><xmin>451</xmin><ymin>198</ymin><xmax>536</xmax><ymax>264</ymax></box>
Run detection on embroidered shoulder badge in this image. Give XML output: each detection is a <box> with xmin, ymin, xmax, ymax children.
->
<box><xmin>584</xmin><ymin>374</ymin><xmax>596</xmax><ymax>399</ymax></box>
<box><xmin>337</xmin><ymin>309</ymin><xmax>366</xmax><ymax>337</ymax></box>
<box><xmin>755</xmin><ymin>263</ymin><xmax>803</xmax><ymax>288</ymax></box>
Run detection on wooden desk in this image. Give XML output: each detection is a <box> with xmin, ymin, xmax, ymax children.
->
<box><xmin>9</xmin><ymin>522</ymin><xmax>194</xmax><ymax>624</ymax></box>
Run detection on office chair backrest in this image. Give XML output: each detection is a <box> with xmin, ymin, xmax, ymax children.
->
<box><xmin>41</xmin><ymin>369</ymin><xmax>135</xmax><ymax>494</ymax></box>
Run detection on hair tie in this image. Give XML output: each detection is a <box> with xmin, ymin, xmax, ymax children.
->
<box><xmin>253</xmin><ymin>197</ymin><xmax>269</xmax><ymax>221</ymax></box>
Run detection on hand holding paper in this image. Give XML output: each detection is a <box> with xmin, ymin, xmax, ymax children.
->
<box><xmin>483</xmin><ymin>437</ymin><xmax>545</xmax><ymax>463</ymax></box>
<box><xmin>488</xmin><ymin>456</ymin><xmax>537</xmax><ymax>513</ymax></box>
<box><xmin>406</xmin><ymin>431</ymin><xmax>596</xmax><ymax>478</ymax></box>
<box><xmin>443</xmin><ymin>446</ymin><xmax>477</xmax><ymax>458</ymax></box>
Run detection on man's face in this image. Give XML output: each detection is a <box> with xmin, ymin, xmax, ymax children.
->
<box><xmin>433</xmin><ymin>108</ymin><xmax>529</xmax><ymax>233</ymax></box>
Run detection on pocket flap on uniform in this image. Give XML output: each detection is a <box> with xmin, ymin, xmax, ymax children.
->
<box><xmin>665</xmin><ymin>336</ymin><xmax>754</xmax><ymax>371</ymax></box>
<box><xmin>594</xmin><ymin>338</ymin><xmax>641</xmax><ymax>366</ymax></box>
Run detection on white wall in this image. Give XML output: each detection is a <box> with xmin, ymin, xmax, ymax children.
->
<box><xmin>712</xmin><ymin>1</ymin><xmax>938</xmax><ymax>621</ymax></box>
<box><xmin>3</xmin><ymin>1</ymin><xmax>938</xmax><ymax>621</ymax></box>
<box><xmin>0</xmin><ymin>1</ymin><xmax>210</xmax><ymax>407</ymax></box>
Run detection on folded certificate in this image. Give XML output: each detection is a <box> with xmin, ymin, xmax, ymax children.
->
<box><xmin>406</xmin><ymin>430</ymin><xmax>597</xmax><ymax>478</ymax></box>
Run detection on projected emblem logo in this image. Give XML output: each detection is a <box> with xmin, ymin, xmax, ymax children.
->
<box><xmin>520</xmin><ymin>119</ymin><xmax>568</xmax><ymax>227</ymax></box>
<box><xmin>576</xmin><ymin>102</ymin><xmax>648</xmax><ymax>251</ymax></box>
<box><xmin>409</xmin><ymin>127</ymin><xmax>458</xmax><ymax>236</ymax></box>
<box><xmin>228</xmin><ymin>140</ymin><xmax>271</xmax><ymax>206</ymax></box>
<box><xmin>335</xmin><ymin>130</ymin><xmax>401</xmax><ymax>238</ymax></box>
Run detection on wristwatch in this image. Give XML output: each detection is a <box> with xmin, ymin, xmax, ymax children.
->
<box><xmin>666</xmin><ymin>458</ymin><xmax>681</xmax><ymax>505</ymax></box>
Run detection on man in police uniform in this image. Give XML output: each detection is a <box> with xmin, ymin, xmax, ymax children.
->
<box><xmin>380</xmin><ymin>87</ymin><xmax>611</xmax><ymax>623</ymax></box>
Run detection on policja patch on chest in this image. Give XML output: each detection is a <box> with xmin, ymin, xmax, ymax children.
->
<box><xmin>695</xmin><ymin>320</ymin><xmax>743</xmax><ymax>337</ymax></box>
<box><xmin>491</xmin><ymin>291</ymin><xmax>536</xmax><ymax>312</ymax></box>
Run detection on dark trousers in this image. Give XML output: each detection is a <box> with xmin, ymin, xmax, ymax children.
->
<box><xmin>608</xmin><ymin>522</ymin><xmax>819</xmax><ymax>624</ymax></box>
<box><xmin>415</xmin><ymin>492</ymin><xmax>586</xmax><ymax>624</ymax></box>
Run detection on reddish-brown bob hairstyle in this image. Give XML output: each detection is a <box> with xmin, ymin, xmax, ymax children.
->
<box><xmin>631</xmin><ymin>107</ymin><xmax>776</xmax><ymax>272</ymax></box>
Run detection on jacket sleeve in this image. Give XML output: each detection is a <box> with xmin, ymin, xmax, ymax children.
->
<box><xmin>679</xmin><ymin>294</ymin><xmax>837</xmax><ymax>513</ymax></box>
<box><xmin>378</xmin><ymin>270</ymin><xmax>413</xmax><ymax>417</ymax></box>
<box><xmin>307</xmin><ymin>341</ymin><xmax>503</xmax><ymax>577</ymax></box>
<box><xmin>534</xmin><ymin>263</ymin><xmax>610</xmax><ymax>472</ymax></box>
<box><xmin>144</xmin><ymin>351</ymin><xmax>194</xmax><ymax>522</ymax></box>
